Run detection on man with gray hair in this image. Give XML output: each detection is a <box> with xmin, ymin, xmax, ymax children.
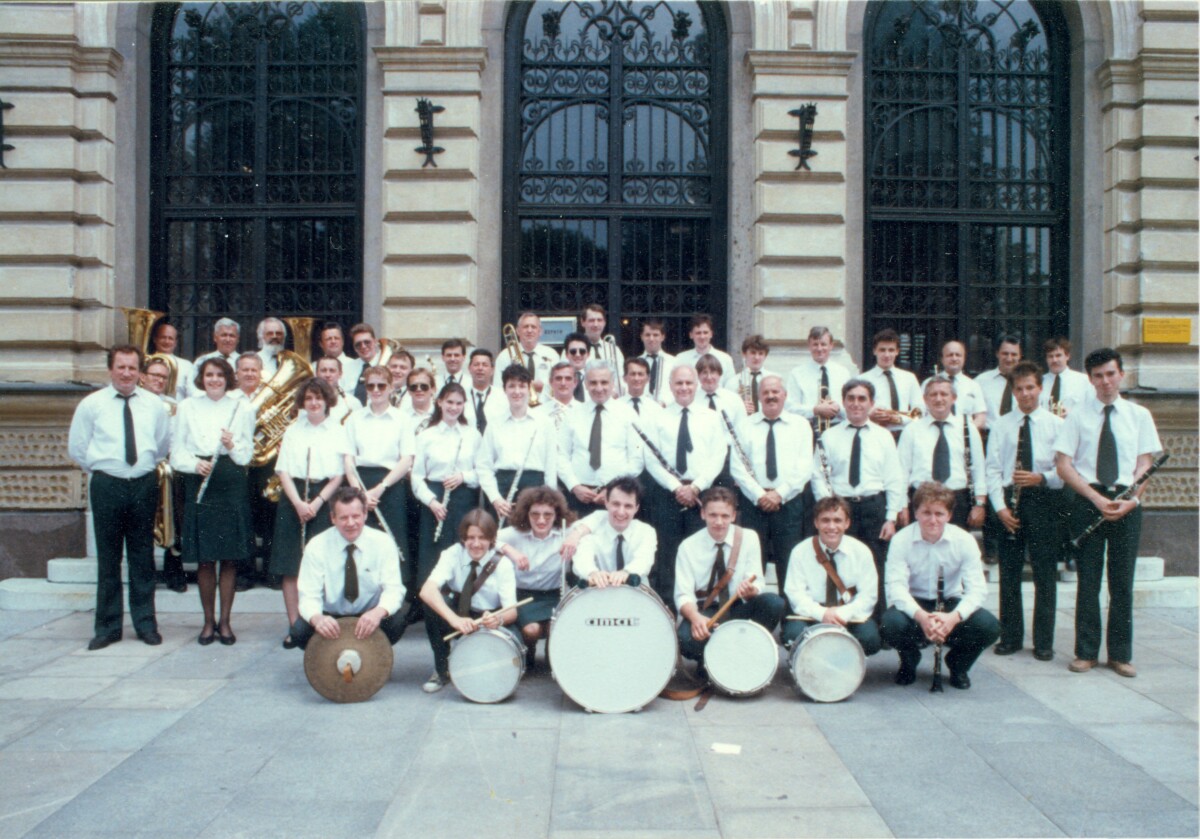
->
<box><xmin>189</xmin><ymin>318</ymin><xmax>242</xmax><ymax>396</ymax></box>
<box><xmin>557</xmin><ymin>358</ymin><xmax>643</xmax><ymax>517</ymax></box>
<box><xmin>785</xmin><ymin>326</ymin><xmax>853</xmax><ymax>432</ymax></box>
<box><xmin>255</xmin><ymin>317</ymin><xmax>288</xmax><ymax>380</ymax></box>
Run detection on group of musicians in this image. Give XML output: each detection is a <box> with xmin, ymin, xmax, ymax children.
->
<box><xmin>67</xmin><ymin>306</ymin><xmax>1163</xmax><ymax>695</ymax></box>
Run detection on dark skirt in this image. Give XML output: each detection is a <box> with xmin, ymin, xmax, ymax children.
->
<box><xmin>416</xmin><ymin>482</ymin><xmax>476</xmax><ymax>593</ymax></box>
<box><xmin>516</xmin><ymin>587</ymin><xmax>559</xmax><ymax>627</ymax></box>
<box><xmin>357</xmin><ymin>465</ymin><xmax>410</xmax><ymax>560</ymax></box>
<box><xmin>270</xmin><ymin>477</ymin><xmax>332</xmax><ymax>577</ymax></box>
<box><xmin>486</xmin><ymin>468</ymin><xmax>545</xmax><ymax>520</ymax></box>
<box><xmin>181</xmin><ymin>457</ymin><xmax>253</xmax><ymax>564</ymax></box>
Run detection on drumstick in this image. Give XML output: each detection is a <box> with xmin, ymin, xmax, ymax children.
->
<box><xmin>705</xmin><ymin>574</ymin><xmax>757</xmax><ymax>630</ymax></box>
<box><xmin>442</xmin><ymin>597</ymin><xmax>534</xmax><ymax>642</ymax></box>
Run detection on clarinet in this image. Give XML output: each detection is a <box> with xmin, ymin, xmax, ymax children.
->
<box><xmin>195</xmin><ymin>400</ymin><xmax>243</xmax><ymax>504</ymax></box>
<box><xmin>498</xmin><ymin>430</ymin><xmax>539</xmax><ymax>529</ymax></box>
<box><xmin>962</xmin><ymin>414</ymin><xmax>975</xmax><ymax>510</ymax></box>
<box><xmin>1069</xmin><ymin>453</ymin><xmax>1169</xmax><ymax>549</ymax></box>
<box><xmin>1006</xmin><ymin>426</ymin><xmax>1024</xmax><ymax>542</ymax></box>
<box><xmin>631</xmin><ymin>422</ymin><xmax>688</xmax><ymax>511</ymax></box>
<box><xmin>432</xmin><ymin>435</ymin><xmax>464</xmax><ymax>543</ymax></box>
<box><xmin>930</xmin><ymin>569</ymin><xmax>945</xmax><ymax>693</ymax></box>
<box><xmin>719</xmin><ymin>409</ymin><xmax>755</xmax><ymax>482</ymax></box>
<box><xmin>815</xmin><ymin>435</ymin><xmax>834</xmax><ymax>497</ymax></box>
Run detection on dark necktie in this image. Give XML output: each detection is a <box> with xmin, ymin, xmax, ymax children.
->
<box><xmin>764</xmin><ymin>418</ymin><xmax>779</xmax><ymax>482</ymax></box>
<box><xmin>614</xmin><ymin>534</ymin><xmax>625</xmax><ymax>571</ymax></box>
<box><xmin>1019</xmin><ymin>415</ymin><xmax>1033</xmax><ymax>472</ymax></box>
<box><xmin>117</xmin><ymin>393</ymin><xmax>137</xmax><ymax>466</ymax></box>
<box><xmin>588</xmin><ymin>404</ymin><xmax>603</xmax><ymax>470</ymax></box>
<box><xmin>1000</xmin><ymin>379</ymin><xmax>1013</xmax><ymax>415</ymax></box>
<box><xmin>885</xmin><ymin>370</ymin><xmax>899</xmax><ymax>411</ymax></box>
<box><xmin>1051</xmin><ymin>373</ymin><xmax>1061</xmax><ymax>405</ymax></box>
<box><xmin>1097</xmin><ymin>404</ymin><xmax>1118</xmax><ymax>486</ymax></box>
<box><xmin>751</xmin><ymin>372</ymin><xmax>761</xmax><ymax>412</ymax></box>
<box><xmin>475</xmin><ymin>391</ymin><xmax>487</xmax><ymax>434</ymax></box>
<box><xmin>648</xmin><ymin>356</ymin><xmax>660</xmax><ymax>395</ymax></box>
<box><xmin>445</xmin><ymin>374</ymin><xmax>456</xmax><ymax>386</ymax></box>
<box><xmin>819</xmin><ymin>365</ymin><xmax>830</xmax><ymax>400</ymax></box>
<box><xmin>458</xmin><ymin>561</ymin><xmax>478</xmax><ymax>616</ymax></box>
<box><xmin>573</xmin><ymin>372</ymin><xmax>584</xmax><ymax>402</ymax></box>
<box><xmin>823</xmin><ymin>547</ymin><xmax>839</xmax><ymax>607</ymax></box>
<box><xmin>707</xmin><ymin>393</ymin><xmax>717</xmax><ymax>411</ymax></box>
<box><xmin>631</xmin><ymin>396</ymin><xmax>641</xmax><ymax>415</ymax></box>
<box><xmin>933</xmin><ymin>421</ymin><xmax>951</xmax><ymax>482</ymax></box>
<box><xmin>849</xmin><ymin>426</ymin><xmax>863</xmax><ymax>487</ymax></box>
<box><xmin>676</xmin><ymin>407</ymin><xmax>692</xmax><ymax>473</ymax></box>
<box><xmin>344</xmin><ymin>543</ymin><xmax>359</xmax><ymax>602</ymax></box>
<box><xmin>524</xmin><ymin>351</ymin><xmax>535</xmax><ymax>376</ymax></box>
<box><xmin>354</xmin><ymin>369</ymin><xmax>369</xmax><ymax>403</ymax></box>
<box><xmin>709</xmin><ymin>542</ymin><xmax>727</xmax><ymax>604</ymax></box>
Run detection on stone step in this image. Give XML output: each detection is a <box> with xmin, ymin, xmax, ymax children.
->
<box><xmin>983</xmin><ymin>556</ymin><xmax>1165</xmax><ymax>584</ymax></box>
<box><xmin>3</xmin><ymin>574</ymin><xmax>1195</xmax><ymax>614</ymax></box>
<box><xmin>47</xmin><ymin>556</ymin><xmax>273</xmax><ymax>584</ymax></box>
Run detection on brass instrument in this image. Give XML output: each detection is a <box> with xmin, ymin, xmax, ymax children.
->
<box><xmin>738</xmin><ymin>368</ymin><xmax>756</xmax><ymax>415</ymax></box>
<box><xmin>152</xmin><ymin>461</ymin><xmax>175</xmax><ymax>548</ymax></box>
<box><xmin>125</xmin><ymin>307</ymin><xmax>179</xmax><ymax>547</ymax></box>
<box><xmin>255</xmin><ymin>316</ymin><xmax>318</xmax><ymax>501</ymax></box>
<box><xmin>503</xmin><ymin>323</ymin><xmax>540</xmax><ymax>407</ymax></box>
<box><xmin>123</xmin><ymin>307</ymin><xmax>180</xmax><ymax>395</ymax></box>
<box><xmin>601</xmin><ymin>334</ymin><xmax>624</xmax><ymax>396</ymax></box>
<box><xmin>1048</xmin><ymin>397</ymin><xmax>1068</xmax><ymax>418</ymax></box>
<box><xmin>814</xmin><ymin>385</ymin><xmax>834</xmax><ymax>435</ymax></box>
<box><xmin>377</xmin><ymin>338</ymin><xmax>400</xmax><ymax>367</ymax></box>
<box><xmin>876</xmin><ymin>406</ymin><xmax>923</xmax><ymax>426</ymax></box>
<box><xmin>283</xmin><ymin>316</ymin><xmax>318</xmax><ymax>363</ymax></box>
<box><xmin>424</xmin><ymin>354</ymin><xmax>440</xmax><ymax>392</ymax></box>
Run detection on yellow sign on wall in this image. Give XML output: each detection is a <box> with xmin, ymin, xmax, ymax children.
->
<box><xmin>1143</xmin><ymin>318</ymin><xmax>1193</xmax><ymax>344</ymax></box>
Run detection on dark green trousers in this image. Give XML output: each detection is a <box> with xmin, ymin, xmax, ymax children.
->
<box><xmin>997</xmin><ymin>486</ymin><xmax>1063</xmax><ymax>651</ymax></box>
<box><xmin>90</xmin><ymin>471</ymin><xmax>159</xmax><ymax>637</ymax></box>
<box><xmin>1071</xmin><ymin>488</ymin><xmax>1142</xmax><ymax>663</ymax></box>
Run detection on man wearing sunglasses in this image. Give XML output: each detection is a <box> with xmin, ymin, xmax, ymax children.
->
<box><xmin>563</xmin><ymin>332</ymin><xmax>591</xmax><ymax>403</ymax></box>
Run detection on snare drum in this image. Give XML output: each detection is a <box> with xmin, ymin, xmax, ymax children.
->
<box><xmin>704</xmin><ymin>619</ymin><xmax>780</xmax><ymax>696</ymax></box>
<box><xmin>788</xmin><ymin>623</ymin><xmax>865</xmax><ymax>703</ymax></box>
<box><xmin>549</xmin><ymin>583</ymin><xmax>677</xmax><ymax>713</ymax></box>
<box><xmin>448</xmin><ymin>628</ymin><xmax>525</xmax><ymax>704</ymax></box>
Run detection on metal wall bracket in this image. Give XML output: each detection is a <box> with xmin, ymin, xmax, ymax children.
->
<box><xmin>415</xmin><ymin>98</ymin><xmax>445</xmax><ymax>168</ymax></box>
<box><xmin>787</xmin><ymin>103</ymin><xmax>818</xmax><ymax>171</ymax></box>
<box><xmin>0</xmin><ymin>100</ymin><xmax>14</xmax><ymax>168</ymax></box>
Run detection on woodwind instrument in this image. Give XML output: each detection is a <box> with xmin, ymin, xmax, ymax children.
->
<box><xmin>630</xmin><ymin>422</ymin><xmax>687</xmax><ymax>510</ymax></box>
<box><xmin>1006</xmin><ymin>426</ymin><xmax>1024</xmax><ymax>541</ymax></box>
<box><xmin>347</xmin><ymin>459</ymin><xmax>397</xmax><ymax>544</ymax></box>
<box><xmin>930</xmin><ymin>569</ymin><xmax>945</xmax><ymax>693</ymax></box>
<box><xmin>962</xmin><ymin>414</ymin><xmax>973</xmax><ymax>499</ymax></box>
<box><xmin>498</xmin><ymin>430</ymin><xmax>539</xmax><ymax>529</ymax></box>
<box><xmin>815</xmin><ymin>435</ymin><xmax>834</xmax><ymax>496</ymax></box>
<box><xmin>1069</xmin><ymin>453</ymin><xmax>1169</xmax><ymax>549</ymax></box>
<box><xmin>301</xmin><ymin>448</ymin><xmax>312</xmax><ymax>545</ymax></box>
<box><xmin>195</xmin><ymin>400</ymin><xmax>243</xmax><ymax>504</ymax></box>
<box><xmin>431</xmin><ymin>436</ymin><xmax>464</xmax><ymax>543</ymax></box>
<box><xmin>719</xmin><ymin>409</ymin><xmax>755</xmax><ymax>483</ymax></box>
<box><xmin>442</xmin><ymin>597</ymin><xmax>535</xmax><ymax>642</ymax></box>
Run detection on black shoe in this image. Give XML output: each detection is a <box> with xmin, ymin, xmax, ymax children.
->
<box><xmin>167</xmin><ymin>579</ymin><xmax>188</xmax><ymax>594</ymax></box>
<box><xmin>949</xmin><ymin>670</ymin><xmax>971</xmax><ymax>690</ymax></box>
<box><xmin>218</xmin><ymin>629</ymin><xmax>237</xmax><ymax>646</ymax></box>
<box><xmin>282</xmin><ymin>634</ymin><xmax>298</xmax><ymax>650</ymax></box>
<box><xmin>87</xmin><ymin>632</ymin><xmax>121</xmax><ymax>651</ymax></box>
<box><xmin>235</xmin><ymin>576</ymin><xmax>253</xmax><ymax>592</ymax></box>
<box><xmin>268</xmin><ymin>576</ymin><xmax>283</xmax><ymax>591</ymax></box>
<box><xmin>136</xmin><ymin>630</ymin><xmax>163</xmax><ymax>646</ymax></box>
<box><xmin>198</xmin><ymin>627</ymin><xmax>216</xmax><ymax>646</ymax></box>
<box><xmin>524</xmin><ymin>644</ymin><xmax>536</xmax><ymax>670</ymax></box>
<box><xmin>993</xmin><ymin>642</ymin><xmax>1022</xmax><ymax>656</ymax></box>
<box><xmin>895</xmin><ymin>650</ymin><xmax>919</xmax><ymax>686</ymax></box>
<box><xmin>1033</xmin><ymin>649</ymin><xmax>1054</xmax><ymax>662</ymax></box>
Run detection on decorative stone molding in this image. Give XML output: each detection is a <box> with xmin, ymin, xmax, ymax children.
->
<box><xmin>0</xmin><ymin>470</ymin><xmax>84</xmax><ymax>510</ymax></box>
<box><xmin>0</xmin><ymin>430</ymin><xmax>73</xmax><ymax>468</ymax></box>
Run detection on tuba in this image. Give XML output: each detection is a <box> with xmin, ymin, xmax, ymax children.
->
<box><xmin>254</xmin><ymin>317</ymin><xmax>317</xmax><ymax>500</ymax></box>
<box><xmin>123</xmin><ymin>307</ymin><xmax>179</xmax><ymax>396</ymax></box>
<box><xmin>123</xmin><ymin>307</ymin><xmax>178</xmax><ymax>547</ymax></box>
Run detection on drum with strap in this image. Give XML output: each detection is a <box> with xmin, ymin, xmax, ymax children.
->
<box><xmin>448</xmin><ymin>628</ymin><xmax>526</xmax><ymax>704</ymax></box>
<box><xmin>704</xmin><ymin>618</ymin><xmax>779</xmax><ymax>696</ymax></box>
<box><xmin>788</xmin><ymin>622</ymin><xmax>865</xmax><ymax>703</ymax></box>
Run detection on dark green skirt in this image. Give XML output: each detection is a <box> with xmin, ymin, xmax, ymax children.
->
<box><xmin>270</xmin><ymin>477</ymin><xmax>332</xmax><ymax>577</ymax></box>
<box><xmin>516</xmin><ymin>587</ymin><xmax>559</xmax><ymax>627</ymax></box>
<box><xmin>181</xmin><ymin>457</ymin><xmax>253</xmax><ymax>564</ymax></box>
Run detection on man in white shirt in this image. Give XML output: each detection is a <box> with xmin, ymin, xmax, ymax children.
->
<box><xmin>562</xmin><ymin>476</ymin><xmax>657</xmax><ymax>587</ymax></box>
<box><xmin>581</xmin><ymin>304</ymin><xmax>625</xmax><ymax>395</ymax></box>
<box><xmin>1040</xmin><ymin>337</ymin><xmax>1090</xmax><ymax>417</ymax></box>
<box><xmin>643</xmin><ymin>365</ymin><xmax>727</xmax><ymax>608</ymax></box>
<box><xmin>975</xmin><ymin>334</ymin><xmax>1023</xmax><ymax>430</ymax></box>
<box><xmin>1055</xmin><ymin>348</ymin><xmax>1162</xmax><ymax>678</ymax></box>
<box><xmin>675</xmin><ymin>314</ymin><xmax>735</xmax><ymax>389</ymax></box>
<box><xmin>316</xmin><ymin>357</ymin><xmax>362</xmax><ymax>424</ymax></box>
<box><xmin>254</xmin><ymin>317</ymin><xmax>287</xmax><ymax>381</ymax></box>
<box><xmin>637</xmin><ymin>318</ymin><xmax>675</xmax><ymax>404</ymax></box>
<box><xmin>148</xmin><ymin>320</ymin><xmax>194</xmax><ymax>403</ymax></box>
<box><xmin>494</xmin><ymin>311</ymin><xmax>559</xmax><ymax>400</ymax></box>
<box><xmin>138</xmin><ymin>356</ymin><xmax>186</xmax><ymax>593</ymax></box>
<box><xmin>68</xmin><ymin>345</ymin><xmax>172</xmax><ymax>649</ymax></box>
<box><xmin>923</xmin><ymin>340</ymin><xmax>986</xmax><ymax>428</ymax></box>
<box><xmin>557</xmin><ymin>359</ymin><xmax>643</xmax><ymax>517</ymax></box>
<box><xmin>562</xmin><ymin>332</ymin><xmax>591</xmax><ymax>402</ymax></box>
<box><xmin>675</xmin><ymin>488</ymin><xmax>785</xmax><ymax>671</ymax></box>
<box><xmin>619</xmin><ymin>357</ymin><xmax>663</xmax><ymax>524</ymax></box>
<box><xmin>782</xmin><ymin>497</ymin><xmax>881</xmax><ymax>655</ymax></box>
<box><xmin>290</xmin><ymin>487</ymin><xmax>407</xmax><ymax>650</ymax></box>
<box><xmin>462</xmin><ymin>349</ymin><xmax>507</xmax><ymax>436</ymax></box>
<box><xmin>785</xmin><ymin>326</ymin><xmax>852</xmax><ymax>432</ymax></box>
<box><xmin>986</xmin><ymin>362</ymin><xmax>1064</xmax><ymax>660</ymax></box>
<box><xmin>881</xmin><ymin>482</ymin><xmax>1000</xmax><ymax>690</ymax></box>
<box><xmin>440</xmin><ymin>338</ymin><xmax>468</xmax><ymax>387</ymax></box>
<box><xmin>730</xmin><ymin>375</ymin><xmax>811</xmax><ymax>592</ymax></box>
<box><xmin>534</xmin><ymin>361</ymin><xmax>580</xmax><ymax>434</ymax></box>
<box><xmin>318</xmin><ymin>322</ymin><xmax>360</xmax><ymax>395</ymax></box>
<box><xmin>190</xmin><ymin>318</ymin><xmax>241</xmax><ymax>397</ymax></box>
<box><xmin>723</xmin><ymin>334</ymin><xmax>777</xmax><ymax>415</ymax></box>
<box><xmin>862</xmin><ymin>328</ymin><xmax>923</xmax><ymax>434</ymax></box>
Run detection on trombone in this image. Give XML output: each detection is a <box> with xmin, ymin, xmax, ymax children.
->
<box><xmin>503</xmin><ymin>323</ymin><xmax>540</xmax><ymax>406</ymax></box>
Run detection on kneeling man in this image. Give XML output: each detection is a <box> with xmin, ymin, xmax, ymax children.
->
<box><xmin>881</xmin><ymin>482</ymin><xmax>999</xmax><ymax>689</ymax></box>
<box><xmin>782</xmin><ymin>496</ymin><xmax>881</xmax><ymax>655</ymax></box>
<box><xmin>292</xmin><ymin>486</ymin><xmax>407</xmax><ymax>649</ymax></box>
<box><xmin>675</xmin><ymin>487</ymin><xmax>786</xmax><ymax>675</ymax></box>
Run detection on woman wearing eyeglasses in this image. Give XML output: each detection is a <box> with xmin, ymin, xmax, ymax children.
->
<box><xmin>343</xmin><ymin>366</ymin><xmax>411</xmax><ymax>564</ymax></box>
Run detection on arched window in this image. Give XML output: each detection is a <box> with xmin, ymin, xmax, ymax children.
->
<box><xmin>150</xmin><ymin>2</ymin><xmax>364</xmax><ymax>356</ymax></box>
<box><xmin>503</xmin><ymin>1</ymin><xmax>728</xmax><ymax>353</ymax></box>
<box><xmin>864</xmin><ymin>0</ymin><xmax>1069</xmax><ymax>374</ymax></box>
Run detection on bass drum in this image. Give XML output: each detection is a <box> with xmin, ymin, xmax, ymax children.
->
<box><xmin>549</xmin><ymin>583</ymin><xmax>677</xmax><ymax>713</ymax></box>
<box><xmin>704</xmin><ymin>619</ymin><xmax>779</xmax><ymax>696</ymax></box>
<box><xmin>448</xmin><ymin>628</ymin><xmax>525</xmax><ymax>704</ymax></box>
<box><xmin>788</xmin><ymin>622</ymin><xmax>865</xmax><ymax>703</ymax></box>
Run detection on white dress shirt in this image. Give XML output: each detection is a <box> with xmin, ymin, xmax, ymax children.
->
<box><xmin>898</xmin><ymin>413</ymin><xmax>987</xmax><ymax>496</ymax></box>
<box><xmin>477</xmin><ymin>412</ymin><xmax>558</xmax><ymax>503</ymax></box>
<box><xmin>494</xmin><ymin>343</ymin><xmax>560</xmax><ymax>393</ymax></box>
<box><xmin>785</xmin><ymin>357</ymin><xmax>852</xmax><ymax>419</ymax></box>
<box><xmin>1054</xmin><ymin>393</ymin><xmax>1162</xmax><ymax>487</ymax></box>
<box><xmin>68</xmin><ymin>385</ymin><xmax>171</xmax><ymax>478</ymax></box>
<box><xmin>558</xmin><ymin>397</ymin><xmax>644</xmax><ymax>490</ymax></box>
<box><xmin>676</xmin><ymin>346</ymin><xmax>737</xmax><ymax>388</ymax></box>
<box><xmin>921</xmin><ymin>372</ymin><xmax>986</xmax><ymax>418</ymax></box>
<box><xmin>275</xmin><ymin>416</ymin><xmax>349</xmax><ymax>480</ymax></box>
<box><xmin>337</xmin><ymin>354</ymin><xmax>363</xmax><ymax>396</ymax></box>
<box><xmin>345</xmin><ymin>405</ymin><xmax>408</xmax><ymax>468</ymax></box>
<box><xmin>639</xmin><ymin>351</ymin><xmax>677</xmax><ymax>402</ymax></box>
<box><xmin>428</xmin><ymin>544</ymin><xmax>517</xmax><ymax>612</ymax></box>
<box><xmin>644</xmin><ymin>401</ymin><xmax>727</xmax><ymax>492</ymax></box>
<box><xmin>784</xmin><ymin>534</ymin><xmax>878</xmax><ymax>624</ymax></box>
<box><xmin>256</xmin><ymin>348</ymin><xmax>282</xmax><ymax>380</ymax></box>
<box><xmin>699</xmin><ymin>387</ymin><xmax>746</xmax><ymax>435</ymax></box>
<box><xmin>975</xmin><ymin>368</ymin><xmax>1016</xmax><ymax>429</ymax></box>
<box><xmin>722</xmin><ymin>365</ymin><xmax>778</xmax><ymax>411</ymax></box>
<box><xmin>812</xmin><ymin>421</ymin><xmax>907</xmax><ymax>517</ymax></box>
<box><xmin>497</xmin><ymin>526</ymin><xmax>564</xmax><ymax>591</ymax></box>
<box><xmin>534</xmin><ymin>397</ymin><xmax>580</xmax><ymax>432</ymax></box>
<box><xmin>587</xmin><ymin>340</ymin><xmax>626</xmax><ymax>394</ymax></box>
<box><xmin>674</xmin><ymin>525</ymin><xmax>764</xmax><ymax>612</ymax></box>
<box><xmin>1040</xmin><ymin>368</ymin><xmax>1090</xmax><ymax>415</ymax></box>
<box><xmin>861</xmin><ymin>365</ymin><xmax>923</xmax><ymax>428</ymax></box>
<box><xmin>298</xmin><ymin>525</ymin><xmax>404</xmax><ymax>621</ymax></box>
<box><xmin>618</xmin><ymin>392</ymin><xmax>664</xmax><ymax>426</ymax></box>
<box><xmin>572</xmin><ymin>510</ymin><xmax>657</xmax><ymax>578</ymax></box>
<box><xmin>411</xmin><ymin>421</ymin><xmax>481</xmax><ymax>505</ymax></box>
<box><xmin>731</xmin><ymin>411</ymin><xmax>813</xmax><ymax>505</ymax></box>
<box><xmin>985</xmin><ymin>407</ymin><xmax>1065</xmax><ymax>512</ymax></box>
<box><xmin>187</xmin><ymin>351</ymin><xmax>240</xmax><ymax>398</ymax></box>
<box><xmin>463</xmin><ymin>386</ymin><xmax>508</xmax><ymax>433</ymax></box>
<box><xmin>169</xmin><ymin>393</ymin><xmax>255</xmax><ymax>474</ymax></box>
<box><xmin>886</xmin><ymin>522</ymin><xmax>987</xmax><ymax>620</ymax></box>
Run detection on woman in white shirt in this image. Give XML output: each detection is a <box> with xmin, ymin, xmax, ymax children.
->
<box><xmin>411</xmin><ymin>382</ymin><xmax>481</xmax><ymax>600</ymax></box>
<box><xmin>272</xmin><ymin>377</ymin><xmax>348</xmax><ymax>648</ymax></box>
<box><xmin>172</xmin><ymin>357</ymin><xmax>255</xmax><ymax>645</ymax></box>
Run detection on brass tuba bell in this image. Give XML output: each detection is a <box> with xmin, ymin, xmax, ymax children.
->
<box><xmin>122</xmin><ymin>307</ymin><xmax>179</xmax><ymax>395</ymax></box>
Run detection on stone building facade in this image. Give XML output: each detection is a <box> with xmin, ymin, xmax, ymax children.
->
<box><xmin>0</xmin><ymin>0</ymin><xmax>1196</xmax><ymax>575</ymax></box>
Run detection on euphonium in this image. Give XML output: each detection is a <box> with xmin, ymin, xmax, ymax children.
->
<box><xmin>281</xmin><ymin>315</ymin><xmax>318</xmax><ymax>364</ymax></box>
<box><xmin>251</xmin><ymin>350</ymin><xmax>314</xmax><ymax>502</ymax></box>
<box><xmin>377</xmin><ymin>338</ymin><xmax>400</xmax><ymax>367</ymax></box>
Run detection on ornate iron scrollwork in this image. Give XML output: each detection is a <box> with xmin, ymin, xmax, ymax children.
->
<box><xmin>415</xmin><ymin>98</ymin><xmax>445</xmax><ymax>168</ymax></box>
<box><xmin>788</xmin><ymin>103</ymin><xmax>818</xmax><ymax>171</ymax></box>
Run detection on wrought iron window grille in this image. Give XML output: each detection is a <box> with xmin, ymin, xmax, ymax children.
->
<box><xmin>788</xmin><ymin>103</ymin><xmax>818</xmax><ymax>171</ymax></box>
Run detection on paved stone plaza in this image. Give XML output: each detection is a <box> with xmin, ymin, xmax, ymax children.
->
<box><xmin>0</xmin><ymin>603</ymin><xmax>1196</xmax><ymax>839</ymax></box>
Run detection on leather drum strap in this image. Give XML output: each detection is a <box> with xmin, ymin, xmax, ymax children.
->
<box><xmin>813</xmin><ymin>535</ymin><xmax>856</xmax><ymax>602</ymax></box>
<box><xmin>699</xmin><ymin>526</ymin><xmax>743</xmax><ymax>611</ymax></box>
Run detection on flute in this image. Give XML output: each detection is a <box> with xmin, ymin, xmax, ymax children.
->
<box><xmin>195</xmin><ymin>400</ymin><xmax>243</xmax><ymax>504</ymax></box>
<box><xmin>1069</xmin><ymin>453</ymin><xmax>1169</xmax><ymax>549</ymax></box>
<box><xmin>498</xmin><ymin>430</ymin><xmax>539</xmax><ymax>529</ymax></box>
<box><xmin>442</xmin><ymin>597</ymin><xmax>534</xmax><ymax>641</ymax></box>
<box><xmin>300</xmin><ymin>447</ymin><xmax>312</xmax><ymax>545</ymax></box>
<box><xmin>432</xmin><ymin>435</ymin><xmax>464</xmax><ymax>543</ymax></box>
<box><xmin>347</xmin><ymin>458</ymin><xmax>396</xmax><ymax>543</ymax></box>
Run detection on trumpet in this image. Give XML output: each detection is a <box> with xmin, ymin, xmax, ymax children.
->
<box><xmin>1048</xmin><ymin>397</ymin><xmax>1068</xmax><ymax>418</ymax></box>
<box><xmin>503</xmin><ymin>323</ymin><xmax>539</xmax><ymax>407</ymax></box>
<box><xmin>814</xmin><ymin>386</ymin><xmax>834</xmax><ymax>435</ymax></box>
<box><xmin>738</xmin><ymin>368</ymin><xmax>757</xmax><ymax>414</ymax></box>
<box><xmin>601</xmin><ymin>334</ymin><xmax>623</xmax><ymax>396</ymax></box>
<box><xmin>876</xmin><ymin>406</ymin><xmax>923</xmax><ymax>426</ymax></box>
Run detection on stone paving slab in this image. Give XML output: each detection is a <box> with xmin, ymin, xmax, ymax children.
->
<box><xmin>0</xmin><ymin>605</ymin><xmax>1195</xmax><ymax>838</ymax></box>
